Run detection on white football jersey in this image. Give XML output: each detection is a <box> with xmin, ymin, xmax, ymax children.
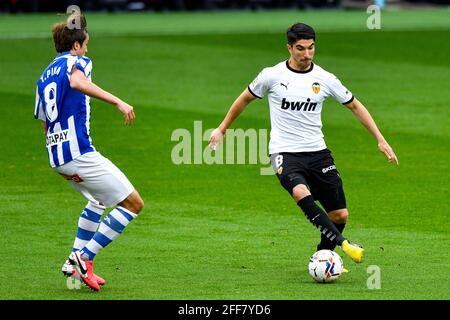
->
<box><xmin>248</xmin><ymin>61</ymin><xmax>354</xmax><ymax>154</ymax></box>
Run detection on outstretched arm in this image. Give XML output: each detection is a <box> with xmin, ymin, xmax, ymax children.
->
<box><xmin>345</xmin><ymin>98</ymin><xmax>399</xmax><ymax>165</ymax></box>
<box><xmin>208</xmin><ymin>88</ymin><xmax>257</xmax><ymax>150</ymax></box>
<box><xmin>70</xmin><ymin>68</ymin><xmax>135</xmax><ymax>125</ymax></box>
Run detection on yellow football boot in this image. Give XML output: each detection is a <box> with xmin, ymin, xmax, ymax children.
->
<box><xmin>341</xmin><ymin>240</ymin><xmax>364</xmax><ymax>263</ymax></box>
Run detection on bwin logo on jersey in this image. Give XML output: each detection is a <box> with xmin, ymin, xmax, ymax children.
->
<box><xmin>281</xmin><ymin>98</ymin><xmax>318</xmax><ymax>111</ymax></box>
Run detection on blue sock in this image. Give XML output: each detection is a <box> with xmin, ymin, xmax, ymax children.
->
<box><xmin>81</xmin><ymin>206</ymin><xmax>137</xmax><ymax>260</ymax></box>
<box><xmin>72</xmin><ymin>202</ymin><xmax>104</xmax><ymax>252</ymax></box>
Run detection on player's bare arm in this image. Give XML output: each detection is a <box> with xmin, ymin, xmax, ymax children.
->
<box><xmin>70</xmin><ymin>68</ymin><xmax>135</xmax><ymax>125</ymax></box>
<box><xmin>208</xmin><ymin>88</ymin><xmax>256</xmax><ymax>149</ymax></box>
<box><xmin>345</xmin><ymin>98</ymin><xmax>399</xmax><ymax>165</ymax></box>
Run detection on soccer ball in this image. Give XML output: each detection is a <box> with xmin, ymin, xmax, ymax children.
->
<box><xmin>308</xmin><ymin>249</ymin><xmax>344</xmax><ymax>283</ymax></box>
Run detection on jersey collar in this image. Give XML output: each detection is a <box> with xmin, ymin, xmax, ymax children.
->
<box><xmin>57</xmin><ymin>51</ymin><xmax>71</xmax><ymax>57</ymax></box>
<box><xmin>285</xmin><ymin>60</ymin><xmax>314</xmax><ymax>74</ymax></box>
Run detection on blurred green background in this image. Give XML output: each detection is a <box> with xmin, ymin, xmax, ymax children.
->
<box><xmin>0</xmin><ymin>9</ymin><xmax>449</xmax><ymax>299</ymax></box>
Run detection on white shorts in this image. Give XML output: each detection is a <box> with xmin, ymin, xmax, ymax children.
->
<box><xmin>54</xmin><ymin>151</ymin><xmax>135</xmax><ymax>208</ymax></box>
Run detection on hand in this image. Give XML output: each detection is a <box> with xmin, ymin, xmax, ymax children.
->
<box><xmin>378</xmin><ymin>141</ymin><xmax>399</xmax><ymax>165</ymax></box>
<box><xmin>116</xmin><ymin>101</ymin><xmax>135</xmax><ymax>125</ymax></box>
<box><xmin>208</xmin><ymin>128</ymin><xmax>224</xmax><ymax>150</ymax></box>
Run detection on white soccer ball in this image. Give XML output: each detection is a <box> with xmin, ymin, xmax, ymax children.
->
<box><xmin>308</xmin><ymin>249</ymin><xmax>344</xmax><ymax>283</ymax></box>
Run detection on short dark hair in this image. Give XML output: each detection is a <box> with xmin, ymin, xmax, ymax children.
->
<box><xmin>52</xmin><ymin>13</ymin><xmax>88</xmax><ymax>53</ymax></box>
<box><xmin>287</xmin><ymin>23</ymin><xmax>315</xmax><ymax>45</ymax></box>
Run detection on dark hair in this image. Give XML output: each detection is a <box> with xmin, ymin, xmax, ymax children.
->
<box><xmin>52</xmin><ymin>13</ymin><xmax>88</xmax><ymax>53</ymax></box>
<box><xmin>287</xmin><ymin>23</ymin><xmax>315</xmax><ymax>45</ymax></box>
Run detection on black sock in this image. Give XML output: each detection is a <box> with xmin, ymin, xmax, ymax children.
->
<box><xmin>317</xmin><ymin>223</ymin><xmax>346</xmax><ymax>251</ymax></box>
<box><xmin>297</xmin><ymin>195</ymin><xmax>345</xmax><ymax>246</ymax></box>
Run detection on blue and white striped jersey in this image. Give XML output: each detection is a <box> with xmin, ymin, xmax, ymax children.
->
<box><xmin>34</xmin><ymin>52</ymin><xmax>96</xmax><ymax>167</ymax></box>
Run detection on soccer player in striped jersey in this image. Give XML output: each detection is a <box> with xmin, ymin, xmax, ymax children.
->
<box><xmin>34</xmin><ymin>13</ymin><xmax>144</xmax><ymax>291</ymax></box>
<box><xmin>209</xmin><ymin>23</ymin><xmax>399</xmax><ymax>265</ymax></box>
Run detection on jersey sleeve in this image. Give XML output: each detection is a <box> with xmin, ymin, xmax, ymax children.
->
<box><xmin>67</xmin><ymin>56</ymin><xmax>93</xmax><ymax>79</ymax></box>
<box><xmin>248</xmin><ymin>68</ymin><xmax>270</xmax><ymax>99</ymax></box>
<box><xmin>34</xmin><ymin>86</ymin><xmax>45</xmax><ymax>120</ymax></box>
<box><xmin>327</xmin><ymin>75</ymin><xmax>354</xmax><ymax>105</ymax></box>
<box><xmin>75</xmin><ymin>56</ymin><xmax>92</xmax><ymax>78</ymax></box>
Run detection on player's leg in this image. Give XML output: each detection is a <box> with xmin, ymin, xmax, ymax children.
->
<box><xmin>63</xmin><ymin>198</ymin><xmax>104</xmax><ymax>279</ymax></box>
<box><xmin>58</xmin><ymin>152</ymin><xmax>144</xmax><ymax>290</ymax></box>
<box><xmin>58</xmin><ymin>177</ymin><xmax>106</xmax><ymax>252</ymax></box>
<box><xmin>70</xmin><ymin>190</ymin><xmax>143</xmax><ymax>290</ymax></box>
<box><xmin>79</xmin><ymin>190</ymin><xmax>144</xmax><ymax>261</ymax></box>
<box><xmin>271</xmin><ymin>153</ymin><xmax>348</xmax><ymax>251</ymax></box>
<box><xmin>68</xmin><ymin>153</ymin><xmax>144</xmax><ymax>285</ymax></box>
<box><xmin>55</xmin><ymin>166</ymin><xmax>107</xmax><ymax>287</ymax></box>
<box><xmin>292</xmin><ymin>184</ymin><xmax>347</xmax><ymax>248</ymax></box>
<box><xmin>295</xmin><ymin>186</ymin><xmax>362</xmax><ymax>263</ymax></box>
<box><xmin>69</xmin><ymin>199</ymin><xmax>106</xmax><ymax>285</ymax></box>
<box><xmin>317</xmin><ymin>209</ymin><xmax>348</xmax><ymax>251</ymax></box>
<box><xmin>72</xmin><ymin>200</ymin><xmax>105</xmax><ymax>253</ymax></box>
<box><xmin>117</xmin><ymin>189</ymin><xmax>145</xmax><ymax>214</ymax></box>
<box><xmin>314</xmin><ymin>185</ymin><xmax>348</xmax><ymax>251</ymax></box>
<box><xmin>309</xmin><ymin>149</ymin><xmax>363</xmax><ymax>262</ymax></box>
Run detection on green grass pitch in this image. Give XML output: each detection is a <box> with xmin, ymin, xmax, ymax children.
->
<box><xmin>0</xmin><ymin>9</ymin><xmax>449</xmax><ymax>300</ymax></box>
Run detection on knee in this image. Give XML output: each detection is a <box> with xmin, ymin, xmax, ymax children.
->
<box><xmin>133</xmin><ymin>197</ymin><xmax>144</xmax><ymax>214</ymax></box>
<box><xmin>329</xmin><ymin>209</ymin><xmax>348</xmax><ymax>224</ymax></box>
<box><xmin>120</xmin><ymin>192</ymin><xmax>144</xmax><ymax>214</ymax></box>
<box><xmin>137</xmin><ymin>198</ymin><xmax>144</xmax><ymax>212</ymax></box>
<box><xmin>292</xmin><ymin>184</ymin><xmax>311</xmax><ymax>202</ymax></box>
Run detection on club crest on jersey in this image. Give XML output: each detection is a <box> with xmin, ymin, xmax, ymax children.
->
<box><xmin>312</xmin><ymin>82</ymin><xmax>321</xmax><ymax>94</ymax></box>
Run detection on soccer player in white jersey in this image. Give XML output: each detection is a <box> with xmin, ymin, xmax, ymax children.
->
<box><xmin>34</xmin><ymin>13</ymin><xmax>144</xmax><ymax>291</ymax></box>
<box><xmin>209</xmin><ymin>23</ymin><xmax>399</xmax><ymax>264</ymax></box>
